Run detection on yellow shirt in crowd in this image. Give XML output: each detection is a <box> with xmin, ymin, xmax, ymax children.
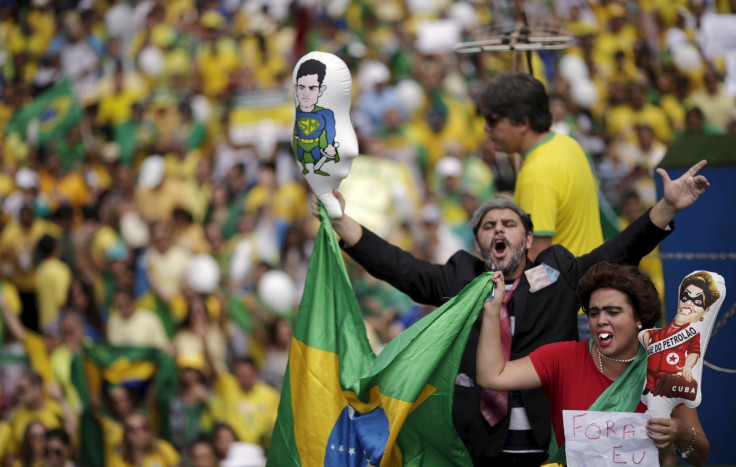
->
<box><xmin>211</xmin><ymin>372</ymin><xmax>279</xmax><ymax>445</ymax></box>
<box><xmin>107</xmin><ymin>439</ymin><xmax>180</xmax><ymax>467</ymax></box>
<box><xmin>34</xmin><ymin>257</ymin><xmax>72</xmax><ymax>330</ymax></box>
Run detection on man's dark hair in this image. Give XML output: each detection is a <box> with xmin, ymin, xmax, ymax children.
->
<box><xmin>37</xmin><ymin>234</ymin><xmax>58</xmax><ymax>259</ymax></box>
<box><xmin>232</xmin><ymin>356</ymin><xmax>258</xmax><ymax>372</ymax></box>
<box><xmin>189</xmin><ymin>434</ymin><xmax>215</xmax><ymax>452</ymax></box>
<box><xmin>478</xmin><ymin>73</ymin><xmax>552</xmax><ymax>133</ymax></box>
<box><xmin>296</xmin><ymin>59</ymin><xmax>327</xmax><ymax>85</ymax></box>
<box><xmin>577</xmin><ymin>262</ymin><xmax>662</xmax><ymax>329</ymax></box>
<box><xmin>45</xmin><ymin>428</ymin><xmax>71</xmax><ymax>446</ymax></box>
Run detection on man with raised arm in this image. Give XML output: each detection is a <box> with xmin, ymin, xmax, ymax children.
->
<box><xmin>312</xmin><ymin>161</ymin><xmax>710</xmax><ymax>466</ymax></box>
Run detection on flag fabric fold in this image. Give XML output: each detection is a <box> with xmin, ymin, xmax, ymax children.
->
<box><xmin>268</xmin><ymin>204</ymin><xmax>494</xmax><ymax>466</ymax></box>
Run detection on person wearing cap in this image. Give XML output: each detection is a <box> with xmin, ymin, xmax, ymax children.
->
<box><xmin>312</xmin><ymin>160</ymin><xmax>709</xmax><ymax>465</ymax></box>
<box><xmin>170</xmin><ymin>351</ymin><xmax>213</xmax><ymax>450</ymax></box>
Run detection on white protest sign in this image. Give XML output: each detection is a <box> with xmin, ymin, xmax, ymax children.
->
<box><xmin>563</xmin><ymin>410</ymin><xmax>658</xmax><ymax>467</ymax></box>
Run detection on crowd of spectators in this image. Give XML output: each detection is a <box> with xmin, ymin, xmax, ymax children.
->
<box><xmin>0</xmin><ymin>0</ymin><xmax>735</xmax><ymax>465</ymax></box>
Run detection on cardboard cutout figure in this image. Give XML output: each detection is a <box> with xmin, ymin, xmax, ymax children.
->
<box><xmin>639</xmin><ymin>270</ymin><xmax>726</xmax><ymax>417</ymax></box>
<box><xmin>292</xmin><ymin>52</ymin><xmax>358</xmax><ymax>218</ymax></box>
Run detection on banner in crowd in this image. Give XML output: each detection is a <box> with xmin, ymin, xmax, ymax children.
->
<box><xmin>268</xmin><ymin>204</ymin><xmax>493</xmax><ymax>466</ymax></box>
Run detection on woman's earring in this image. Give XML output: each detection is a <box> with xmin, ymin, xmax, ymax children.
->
<box><xmin>637</xmin><ymin>324</ymin><xmax>643</xmax><ymax>330</ymax></box>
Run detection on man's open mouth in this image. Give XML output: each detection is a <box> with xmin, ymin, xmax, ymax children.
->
<box><xmin>492</xmin><ymin>237</ymin><xmax>507</xmax><ymax>259</ymax></box>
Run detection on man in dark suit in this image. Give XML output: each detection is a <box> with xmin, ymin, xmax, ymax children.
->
<box><xmin>312</xmin><ymin>161</ymin><xmax>710</xmax><ymax>465</ymax></box>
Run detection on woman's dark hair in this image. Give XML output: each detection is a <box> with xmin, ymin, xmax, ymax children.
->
<box><xmin>577</xmin><ymin>262</ymin><xmax>661</xmax><ymax>329</ymax></box>
<box><xmin>20</xmin><ymin>421</ymin><xmax>46</xmax><ymax>467</ymax></box>
<box><xmin>478</xmin><ymin>73</ymin><xmax>552</xmax><ymax>133</ymax></box>
<box><xmin>122</xmin><ymin>411</ymin><xmax>158</xmax><ymax>462</ymax></box>
<box><xmin>66</xmin><ymin>278</ymin><xmax>105</xmax><ymax>338</ymax></box>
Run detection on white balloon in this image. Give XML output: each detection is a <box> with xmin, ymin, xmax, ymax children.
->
<box><xmin>190</xmin><ymin>95</ymin><xmax>212</xmax><ymax>122</ymax></box>
<box><xmin>258</xmin><ymin>270</ymin><xmax>296</xmax><ymax>315</ymax></box>
<box><xmin>105</xmin><ymin>4</ymin><xmax>133</xmax><ymax>39</ymax></box>
<box><xmin>138</xmin><ymin>46</ymin><xmax>164</xmax><ymax>77</ymax></box>
<box><xmin>570</xmin><ymin>79</ymin><xmax>599</xmax><ymax>109</ymax></box>
<box><xmin>187</xmin><ymin>254</ymin><xmax>221</xmax><ymax>294</ymax></box>
<box><xmin>672</xmin><ymin>44</ymin><xmax>702</xmax><ymax>72</ymax></box>
<box><xmin>558</xmin><ymin>54</ymin><xmax>589</xmax><ymax>83</ymax></box>
<box><xmin>448</xmin><ymin>2</ymin><xmax>478</xmax><ymax>30</ymax></box>
<box><xmin>119</xmin><ymin>212</ymin><xmax>149</xmax><ymax>249</ymax></box>
<box><xmin>395</xmin><ymin>79</ymin><xmax>425</xmax><ymax>116</ymax></box>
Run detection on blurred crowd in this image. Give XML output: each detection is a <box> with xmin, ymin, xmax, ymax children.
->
<box><xmin>0</xmin><ymin>0</ymin><xmax>735</xmax><ymax>465</ymax></box>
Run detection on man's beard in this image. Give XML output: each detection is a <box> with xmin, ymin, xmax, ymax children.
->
<box><xmin>483</xmin><ymin>236</ymin><xmax>527</xmax><ymax>277</ymax></box>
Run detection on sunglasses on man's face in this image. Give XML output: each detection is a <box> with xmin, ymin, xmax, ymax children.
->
<box><xmin>484</xmin><ymin>114</ymin><xmax>504</xmax><ymax>127</ymax></box>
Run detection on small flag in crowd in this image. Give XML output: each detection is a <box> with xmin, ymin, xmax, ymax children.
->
<box><xmin>6</xmin><ymin>78</ymin><xmax>82</xmax><ymax>145</ymax></box>
<box><xmin>268</xmin><ymin>204</ymin><xmax>494</xmax><ymax>466</ymax></box>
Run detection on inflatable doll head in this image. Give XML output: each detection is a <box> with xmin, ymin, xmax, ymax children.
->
<box><xmin>639</xmin><ymin>270</ymin><xmax>726</xmax><ymax>417</ymax></box>
<box><xmin>292</xmin><ymin>51</ymin><xmax>359</xmax><ymax>218</ymax></box>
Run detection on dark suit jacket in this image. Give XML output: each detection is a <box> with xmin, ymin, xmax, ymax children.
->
<box><xmin>342</xmin><ymin>210</ymin><xmax>672</xmax><ymax>461</ymax></box>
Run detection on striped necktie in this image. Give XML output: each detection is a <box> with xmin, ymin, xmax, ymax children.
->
<box><xmin>480</xmin><ymin>276</ymin><xmax>519</xmax><ymax>426</ymax></box>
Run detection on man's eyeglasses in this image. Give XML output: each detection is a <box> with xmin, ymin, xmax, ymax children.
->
<box><xmin>680</xmin><ymin>290</ymin><xmax>705</xmax><ymax>308</ymax></box>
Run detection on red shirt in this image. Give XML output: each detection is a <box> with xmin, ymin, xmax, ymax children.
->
<box><xmin>529</xmin><ymin>340</ymin><xmax>646</xmax><ymax>447</ymax></box>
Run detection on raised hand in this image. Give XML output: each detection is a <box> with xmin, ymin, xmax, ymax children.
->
<box><xmin>657</xmin><ymin>159</ymin><xmax>710</xmax><ymax>213</ymax></box>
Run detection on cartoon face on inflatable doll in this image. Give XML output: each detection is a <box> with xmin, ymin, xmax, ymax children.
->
<box><xmin>639</xmin><ymin>270</ymin><xmax>726</xmax><ymax>417</ymax></box>
<box><xmin>292</xmin><ymin>52</ymin><xmax>359</xmax><ymax>219</ymax></box>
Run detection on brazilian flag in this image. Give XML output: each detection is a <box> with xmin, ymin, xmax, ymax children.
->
<box><xmin>70</xmin><ymin>345</ymin><xmax>177</xmax><ymax>467</ymax></box>
<box><xmin>6</xmin><ymin>78</ymin><xmax>82</xmax><ymax>145</ymax></box>
<box><xmin>268</xmin><ymin>205</ymin><xmax>494</xmax><ymax>466</ymax></box>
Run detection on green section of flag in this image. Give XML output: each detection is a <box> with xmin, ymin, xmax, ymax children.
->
<box><xmin>598</xmin><ymin>187</ymin><xmax>620</xmax><ymax>242</ymax></box>
<box><xmin>152</xmin><ymin>293</ymin><xmax>177</xmax><ymax>338</ymax></box>
<box><xmin>70</xmin><ymin>353</ymin><xmax>106</xmax><ymax>467</ymax></box>
<box><xmin>268</xmin><ymin>204</ymin><xmax>491</xmax><ymax>466</ymax></box>
<box><xmin>366</xmin><ymin>275</ymin><xmax>488</xmax><ymax>465</ymax></box>
<box><xmin>70</xmin><ymin>345</ymin><xmax>178</xmax><ymax>467</ymax></box>
<box><xmin>6</xmin><ymin>78</ymin><xmax>82</xmax><ymax>145</ymax></box>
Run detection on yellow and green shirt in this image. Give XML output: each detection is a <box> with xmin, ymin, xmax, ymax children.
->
<box><xmin>514</xmin><ymin>131</ymin><xmax>603</xmax><ymax>257</ymax></box>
